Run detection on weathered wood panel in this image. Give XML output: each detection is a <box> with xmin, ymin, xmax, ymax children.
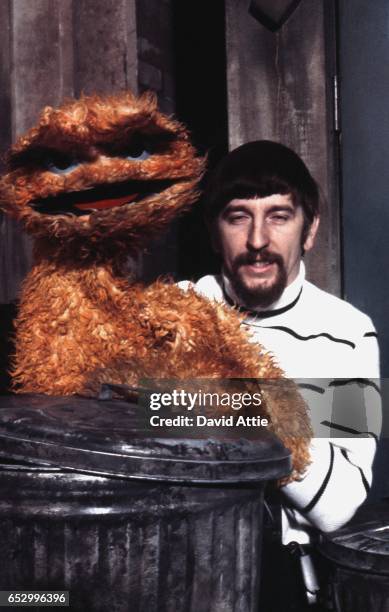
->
<box><xmin>73</xmin><ymin>0</ymin><xmax>137</xmax><ymax>95</ymax></box>
<box><xmin>12</xmin><ymin>0</ymin><xmax>73</xmax><ymax>135</ymax></box>
<box><xmin>225</xmin><ymin>0</ymin><xmax>340</xmax><ymax>295</ymax></box>
<box><xmin>0</xmin><ymin>1</ymin><xmax>23</xmax><ymax>305</ymax></box>
<box><xmin>0</xmin><ymin>0</ymin><xmax>12</xmax><ymax>165</ymax></box>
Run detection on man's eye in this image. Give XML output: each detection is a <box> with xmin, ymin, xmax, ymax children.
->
<box><xmin>269</xmin><ymin>214</ymin><xmax>290</xmax><ymax>222</ymax></box>
<box><xmin>227</xmin><ymin>214</ymin><xmax>248</xmax><ymax>223</ymax></box>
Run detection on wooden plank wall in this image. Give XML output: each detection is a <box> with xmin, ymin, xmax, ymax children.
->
<box><xmin>225</xmin><ymin>0</ymin><xmax>340</xmax><ymax>295</ymax></box>
<box><xmin>0</xmin><ymin>0</ymin><xmax>138</xmax><ymax>303</ymax></box>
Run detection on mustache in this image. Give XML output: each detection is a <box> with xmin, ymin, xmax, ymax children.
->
<box><xmin>232</xmin><ymin>249</ymin><xmax>284</xmax><ymax>270</ymax></box>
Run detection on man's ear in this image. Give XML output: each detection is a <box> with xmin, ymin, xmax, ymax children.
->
<box><xmin>303</xmin><ymin>216</ymin><xmax>320</xmax><ymax>252</ymax></box>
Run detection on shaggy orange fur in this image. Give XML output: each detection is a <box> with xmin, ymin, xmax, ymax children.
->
<box><xmin>0</xmin><ymin>91</ymin><xmax>311</xmax><ymax>479</ymax></box>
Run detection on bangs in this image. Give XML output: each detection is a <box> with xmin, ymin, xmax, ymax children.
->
<box><xmin>205</xmin><ymin>140</ymin><xmax>319</xmax><ymax>225</ymax></box>
<box><xmin>211</xmin><ymin>176</ymin><xmax>295</xmax><ymax>213</ymax></box>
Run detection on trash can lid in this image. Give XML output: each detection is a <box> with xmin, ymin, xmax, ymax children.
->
<box><xmin>319</xmin><ymin>502</ymin><xmax>389</xmax><ymax>575</ymax></box>
<box><xmin>0</xmin><ymin>394</ymin><xmax>291</xmax><ymax>484</ymax></box>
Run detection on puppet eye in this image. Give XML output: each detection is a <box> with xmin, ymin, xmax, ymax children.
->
<box><xmin>47</xmin><ymin>161</ymin><xmax>81</xmax><ymax>175</ymax></box>
<box><xmin>122</xmin><ymin>135</ymin><xmax>151</xmax><ymax>161</ymax></box>
<box><xmin>126</xmin><ymin>149</ymin><xmax>151</xmax><ymax>161</ymax></box>
<box><xmin>44</xmin><ymin>152</ymin><xmax>81</xmax><ymax>175</ymax></box>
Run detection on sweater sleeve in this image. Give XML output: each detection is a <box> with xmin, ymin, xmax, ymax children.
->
<box><xmin>281</xmin><ymin>325</ymin><xmax>381</xmax><ymax>542</ymax></box>
<box><xmin>281</xmin><ymin>436</ymin><xmax>377</xmax><ymax>539</ymax></box>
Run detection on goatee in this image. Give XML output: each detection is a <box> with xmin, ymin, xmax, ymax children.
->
<box><xmin>225</xmin><ymin>249</ymin><xmax>287</xmax><ymax>309</ymax></box>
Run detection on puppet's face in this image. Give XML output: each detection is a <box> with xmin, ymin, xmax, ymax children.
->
<box><xmin>0</xmin><ymin>92</ymin><xmax>204</xmax><ymax>255</ymax></box>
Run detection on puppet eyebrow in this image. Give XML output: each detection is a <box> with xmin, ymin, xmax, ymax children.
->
<box><xmin>7</xmin><ymin>146</ymin><xmax>87</xmax><ymax>170</ymax></box>
<box><xmin>8</xmin><ymin>128</ymin><xmax>178</xmax><ymax>169</ymax></box>
<box><xmin>8</xmin><ymin>147</ymin><xmax>57</xmax><ymax>169</ymax></box>
<box><xmin>98</xmin><ymin>128</ymin><xmax>176</xmax><ymax>148</ymax></box>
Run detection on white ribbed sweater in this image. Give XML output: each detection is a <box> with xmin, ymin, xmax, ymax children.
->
<box><xmin>179</xmin><ymin>262</ymin><xmax>381</xmax><ymax>543</ymax></box>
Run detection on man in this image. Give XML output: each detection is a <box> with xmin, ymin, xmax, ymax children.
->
<box><xmin>180</xmin><ymin>140</ymin><xmax>381</xmax><ymax>605</ymax></box>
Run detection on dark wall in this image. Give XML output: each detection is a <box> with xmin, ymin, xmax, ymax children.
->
<box><xmin>339</xmin><ymin>0</ymin><xmax>389</xmax><ymax>499</ymax></box>
<box><xmin>136</xmin><ymin>0</ymin><xmax>175</xmax><ymax>114</ymax></box>
<box><xmin>134</xmin><ymin>0</ymin><xmax>177</xmax><ymax>281</ymax></box>
<box><xmin>135</xmin><ymin>0</ymin><xmax>229</xmax><ymax>282</ymax></box>
<box><xmin>136</xmin><ymin>0</ymin><xmax>230</xmax><ymax>282</ymax></box>
<box><xmin>339</xmin><ymin>0</ymin><xmax>389</xmax><ymax>376</ymax></box>
<box><xmin>172</xmin><ymin>0</ymin><xmax>229</xmax><ymax>280</ymax></box>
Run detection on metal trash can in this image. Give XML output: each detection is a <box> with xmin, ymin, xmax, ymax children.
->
<box><xmin>319</xmin><ymin>502</ymin><xmax>389</xmax><ymax>612</ymax></box>
<box><xmin>0</xmin><ymin>394</ymin><xmax>290</xmax><ymax>612</ymax></box>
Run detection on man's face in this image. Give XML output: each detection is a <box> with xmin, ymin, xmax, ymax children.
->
<box><xmin>215</xmin><ymin>194</ymin><xmax>318</xmax><ymax>308</ymax></box>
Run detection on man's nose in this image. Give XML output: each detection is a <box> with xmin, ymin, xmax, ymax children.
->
<box><xmin>246</xmin><ymin>220</ymin><xmax>270</xmax><ymax>251</ymax></box>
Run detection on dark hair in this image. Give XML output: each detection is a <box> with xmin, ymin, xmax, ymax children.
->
<box><xmin>205</xmin><ymin>140</ymin><xmax>319</xmax><ymax>236</ymax></box>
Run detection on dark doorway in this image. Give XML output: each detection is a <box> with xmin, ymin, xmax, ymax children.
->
<box><xmin>171</xmin><ymin>0</ymin><xmax>229</xmax><ymax>281</ymax></box>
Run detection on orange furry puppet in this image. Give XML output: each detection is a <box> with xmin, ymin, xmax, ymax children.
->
<box><xmin>0</xmin><ymin>91</ymin><xmax>311</xmax><ymax>478</ymax></box>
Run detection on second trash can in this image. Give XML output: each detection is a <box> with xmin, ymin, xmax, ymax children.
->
<box><xmin>319</xmin><ymin>501</ymin><xmax>389</xmax><ymax>612</ymax></box>
<box><xmin>0</xmin><ymin>393</ymin><xmax>291</xmax><ymax>612</ymax></box>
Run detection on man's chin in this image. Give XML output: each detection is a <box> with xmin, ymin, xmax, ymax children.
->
<box><xmin>236</xmin><ymin>287</ymin><xmax>284</xmax><ymax>309</ymax></box>
<box><xmin>230</xmin><ymin>271</ymin><xmax>287</xmax><ymax>309</ymax></box>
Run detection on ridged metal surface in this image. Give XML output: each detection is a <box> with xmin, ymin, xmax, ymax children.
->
<box><xmin>0</xmin><ymin>394</ymin><xmax>291</xmax><ymax>484</ymax></box>
<box><xmin>320</xmin><ymin>502</ymin><xmax>389</xmax><ymax>611</ymax></box>
<box><xmin>0</xmin><ymin>469</ymin><xmax>264</xmax><ymax>612</ymax></box>
<box><xmin>331</xmin><ymin>569</ymin><xmax>389</xmax><ymax>612</ymax></box>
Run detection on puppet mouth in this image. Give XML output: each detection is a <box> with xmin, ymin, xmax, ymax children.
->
<box><xmin>29</xmin><ymin>179</ymin><xmax>176</xmax><ymax>216</ymax></box>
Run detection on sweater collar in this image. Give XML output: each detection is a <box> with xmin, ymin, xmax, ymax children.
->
<box><xmin>222</xmin><ymin>260</ymin><xmax>305</xmax><ymax>318</ymax></box>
